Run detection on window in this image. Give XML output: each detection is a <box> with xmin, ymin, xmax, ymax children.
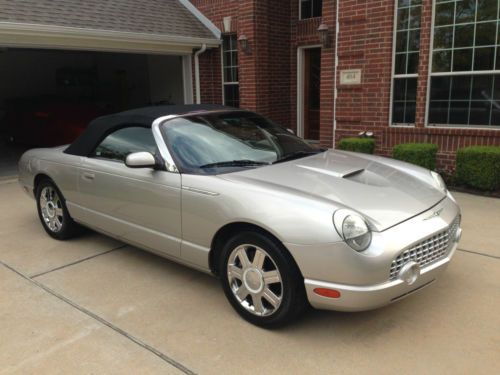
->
<box><xmin>300</xmin><ymin>0</ymin><xmax>322</xmax><ymax>19</ymax></box>
<box><xmin>392</xmin><ymin>0</ymin><xmax>422</xmax><ymax>125</ymax></box>
<box><xmin>162</xmin><ymin>112</ymin><xmax>318</xmax><ymax>174</ymax></box>
<box><xmin>93</xmin><ymin>127</ymin><xmax>157</xmax><ymax>162</ymax></box>
<box><xmin>429</xmin><ymin>0</ymin><xmax>500</xmax><ymax>126</ymax></box>
<box><xmin>222</xmin><ymin>34</ymin><xmax>240</xmax><ymax>107</ymax></box>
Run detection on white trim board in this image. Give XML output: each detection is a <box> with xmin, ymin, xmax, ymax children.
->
<box><xmin>0</xmin><ymin>22</ymin><xmax>220</xmax><ymax>54</ymax></box>
<box><xmin>178</xmin><ymin>0</ymin><xmax>221</xmax><ymax>40</ymax></box>
<box><xmin>182</xmin><ymin>55</ymin><xmax>194</xmax><ymax>104</ymax></box>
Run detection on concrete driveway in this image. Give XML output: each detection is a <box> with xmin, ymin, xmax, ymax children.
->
<box><xmin>1</xmin><ymin>178</ymin><xmax>499</xmax><ymax>374</ymax></box>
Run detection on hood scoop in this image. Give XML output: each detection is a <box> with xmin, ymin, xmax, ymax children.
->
<box><xmin>296</xmin><ymin>164</ymin><xmax>390</xmax><ymax>187</ymax></box>
<box><xmin>296</xmin><ymin>165</ymin><xmax>365</xmax><ymax>179</ymax></box>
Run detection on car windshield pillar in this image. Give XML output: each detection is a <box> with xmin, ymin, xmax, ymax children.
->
<box><xmin>152</xmin><ymin>115</ymin><xmax>180</xmax><ymax>173</ymax></box>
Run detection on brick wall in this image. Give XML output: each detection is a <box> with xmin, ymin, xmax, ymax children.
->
<box><xmin>334</xmin><ymin>0</ymin><xmax>393</xmax><ymax>147</ymax></box>
<box><xmin>190</xmin><ymin>0</ymin><xmax>239</xmax><ymax>105</ymax></box>
<box><xmin>192</xmin><ymin>0</ymin><xmax>334</xmax><ymax>146</ymax></box>
<box><xmin>193</xmin><ymin>0</ymin><xmax>500</xmax><ymax>174</ymax></box>
<box><xmin>334</xmin><ymin>0</ymin><xmax>500</xmax><ymax>175</ymax></box>
<box><xmin>191</xmin><ymin>0</ymin><xmax>292</xmax><ymax>127</ymax></box>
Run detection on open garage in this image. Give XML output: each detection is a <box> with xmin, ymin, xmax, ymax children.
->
<box><xmin>0</xmin><ymin>48</ymin><xmax>188</xmax><ymax>146</ymax></box>
<box><xmin>0</xmin><ymin>0</ymin><xmax>220</xmax><ymax>178</ymax></box>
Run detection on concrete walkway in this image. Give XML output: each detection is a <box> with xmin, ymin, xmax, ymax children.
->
<box><xmin>0</xmin><ymin>179</ymin><xmax>499</xmax><ymax>374</ymax></box>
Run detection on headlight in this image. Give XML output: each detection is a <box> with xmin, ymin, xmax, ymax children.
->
<box><xmin>431</xmin><ymin>171</ymin><xmax>447</xmax><ymax>193</ymax></box>
<box><xmin>333</xmin><ymin>209</ymin><xmax>372</xmax><ymax>252</ymax></box>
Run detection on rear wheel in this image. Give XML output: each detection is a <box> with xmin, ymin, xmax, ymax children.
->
<box><xmin>219</xmin><ymin>231</ymin><xmax>307</xmax><ymax>327</ymax></box>
<box><xmin>36</xmin><ymin>179</ymin><xmax>80</xmax><ymax>240</ymax></box>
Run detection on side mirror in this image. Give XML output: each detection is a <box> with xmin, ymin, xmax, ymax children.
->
<box><xmin>125</xmin><ymin>152</ymin><xmax>157</xmax><ymax>169</ymax></box>
<box><xmin>286</xmin><ymin>128</ymin><xmax>295</xmax><ymax>134</ymax></box>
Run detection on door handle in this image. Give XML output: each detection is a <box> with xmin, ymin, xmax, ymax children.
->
<box><xmin>82</xmin><ymin>172</ymin><xmax>95</xmax><ymax>181</ymax></box>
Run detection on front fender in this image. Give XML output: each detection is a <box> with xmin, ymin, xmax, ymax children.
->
<box><xmin>180</xmin><ymin>174</ymin><xmax>343</xmax><ymax>250</ymax></box>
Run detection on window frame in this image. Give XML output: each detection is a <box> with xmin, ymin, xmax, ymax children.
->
<box><xmin>90</xmin><ymin>125</ymin><xmax>159</xmax><ymax>163</ymax></box>
<box><xmin>221</xmin><ymin>33</ymin><xmax>240</xmax><ymax>108</ymax></box>
<box><xmin>389</xmin><ymin>0</ymin><xmax>422</xmax><ymax>127</ymax></box>
<box><xmin>425</xmin><ymin>0</ymin><xmax>500</xmax><ymax>129</ymax></box>
<box><xmin>299</xmin><ymin>0</ymin><xmax>323</xmax><ymax>20</ymax></box>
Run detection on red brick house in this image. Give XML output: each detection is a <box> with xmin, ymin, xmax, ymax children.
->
<box><xmin>192</xmin><ymin>0</ymin><xmax>500</xmax><ymax>173</ymax></box>
<box><xmin>0</xmin><ymin>0</ymin><xmax>499</xmax><ymax>174</ymax></box>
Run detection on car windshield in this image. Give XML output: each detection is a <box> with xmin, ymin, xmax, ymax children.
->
<box><xmin>161</xmin><ymin>111</ymin><xmax>324</xmax><ymax>174</ymax></box>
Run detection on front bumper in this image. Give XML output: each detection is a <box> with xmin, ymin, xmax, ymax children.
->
<box><xmin>305</xmin><ymin>242</ymin><xmax>457</xmax><ymax>311</ymax></box>
<box><xmin>287</xmin><ymin>195</ymin><xmax>461</xmax><ymax>312</ymax></box>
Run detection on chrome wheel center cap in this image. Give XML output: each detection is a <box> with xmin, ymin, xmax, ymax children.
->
<box><xmin>46</xmin><ymin>202</ymin><xmax>56</xmax><ymax>218</ymax></box>
<box><xmin>243</xmin><ymin>268</ymin><xmax>264</xmax><ymax>294</ymax></box>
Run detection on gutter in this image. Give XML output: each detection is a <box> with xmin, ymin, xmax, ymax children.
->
<box><xmin>194</xmin><ymin>44</ymin><xmax>207</xmax><ymax>104</ymax></box>
<box><xmin>0</xmin><ymin>22</ymin><xmax>221</xmax><ymax>49</ymax></box>
<box><xmin>332</xmin><ymin>0</ymin><xmax>340</xmax><ymax>149</ymax></box>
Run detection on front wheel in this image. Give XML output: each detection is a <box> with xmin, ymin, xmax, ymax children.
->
<box><xmin>219</xmin><ymin>231</ymin><xmax>307</xmax><ymax>328</ymax></box>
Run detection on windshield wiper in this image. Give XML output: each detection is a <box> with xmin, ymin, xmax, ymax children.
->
<box><xmin>200</xmin><ymin>160</ymin><xmax>270</xmax><ymax>169</ymax></box>
<box><xmin>273</xmin><ymin>149</ymin><xmax>326</xmax><ymax>164</ymax></box>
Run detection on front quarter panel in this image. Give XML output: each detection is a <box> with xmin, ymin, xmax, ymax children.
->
<box><xmin>180</xmin><ymin>173</ymin><xmax>342</xmax><ymax>267</ymax></box>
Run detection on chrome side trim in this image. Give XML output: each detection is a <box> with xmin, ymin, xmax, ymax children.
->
<box><xmin>183</xmin><ymin>186</ymin><xmax>220</xmax><ymax>196</ymax></box>
<box><xmin>152</xmin><ymin>115</ymin><xmax>180</xmax><ymax>173</ymax></box>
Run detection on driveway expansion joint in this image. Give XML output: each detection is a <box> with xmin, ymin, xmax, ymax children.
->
<box><xmin>30</xmin><ymin>244</ymin><xmax>128</xmax><ymax>278</ymax></box>
<box><xmin>457</xmin><ymin>248</ymin><xmax>500</xmax><ymax>260</ymax></box>
<box><xmin>0</xmin><ymin>259</ymin><xmax>196</xmax><ymax>375</ymax></box>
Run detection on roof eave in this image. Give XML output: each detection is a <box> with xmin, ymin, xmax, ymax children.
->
<box><xmin>0</xmin><ymin>22</ymin><xmax>221</xmax><ymax>53</ymax></box>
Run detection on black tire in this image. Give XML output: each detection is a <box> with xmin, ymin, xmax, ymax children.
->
<box><xmin>219</xmin><ymin>231</ymin><xmax>308</xmax><ymax>328</ymax></box>
<box><xmin>35</xmin><ymin>178</ymin><xmax>80</xmax><ymax>240</ymax></box>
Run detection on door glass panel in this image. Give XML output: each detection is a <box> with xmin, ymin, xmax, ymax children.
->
<box><xmin>93</xmin><ymin>127</ymin><xmax>157</xmax><ymax>162</ymax></box>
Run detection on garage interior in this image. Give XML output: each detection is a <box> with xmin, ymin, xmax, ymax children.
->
<box><xmin>0</xmin><ymin>47</ymin><xmax>188</xmax><ymax>177</ymax></box>
<box><xmin>0</xmin><ymin>0</ymin><xmax>221</xmax><ymax>178</ymax></box>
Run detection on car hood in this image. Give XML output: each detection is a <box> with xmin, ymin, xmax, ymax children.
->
<box><xmin>221</xmin><ymin>150</ymin><xmax>445</xmax><ymax>231</ymax></box>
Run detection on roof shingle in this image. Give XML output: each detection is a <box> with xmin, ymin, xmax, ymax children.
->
<box><xmin>0</xmin><ymin>0</ymin><xmax>216</xmax><ymax>40</ymax></box>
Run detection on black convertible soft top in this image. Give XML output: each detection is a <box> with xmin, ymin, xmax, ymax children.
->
<box><xmin>64</xmin><ymin>104</ymin><xmax>231</xmax><ymax>156</ymax></box>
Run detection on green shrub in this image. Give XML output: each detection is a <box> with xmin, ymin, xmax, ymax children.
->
<box><xmin>393</xmin><ymin>143</ymin><xmax>438</xmax><ymax>170</ymax></box>
<box><xmin>456</xmin><ymin>146</ymin><xmax>500</xmax><ymax>191</ymax></box>
<box><xmin>338</xmin><ymin>138</ymin><xmax>375</xmax><ymax>154</ymax></box>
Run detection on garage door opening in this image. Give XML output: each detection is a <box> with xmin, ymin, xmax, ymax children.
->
<box><xmin>0</xmin><ymin>48</ymin><xmax>191</xmax><ymax>178</ymax></box>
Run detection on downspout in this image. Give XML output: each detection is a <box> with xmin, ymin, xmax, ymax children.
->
<box><xmin>194</xmin><ymin>43</ymin><xmax>207</xmax><ymax>104</ymax></box>
<box><xmin>332</xmin><ymin>0</ymin><xmax>340</xmax><ymax>148</ymax></box>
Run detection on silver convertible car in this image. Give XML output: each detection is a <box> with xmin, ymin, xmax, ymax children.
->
<box><xmin>18</xmin><ymin>105</ymin><xmax>462</xmax><ymax>327</ymax></box>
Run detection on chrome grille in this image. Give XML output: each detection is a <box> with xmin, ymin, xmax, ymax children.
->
<box><xmin>389</xmin><ymin>216</ymin><xmax>460</xmax><ymax>280</ymax></box>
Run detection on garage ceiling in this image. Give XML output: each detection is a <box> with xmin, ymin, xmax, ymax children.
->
<box><xmin>0</xmin><ymin>0</ymin><xmax>220</xmax><ymax>54</ymax></box>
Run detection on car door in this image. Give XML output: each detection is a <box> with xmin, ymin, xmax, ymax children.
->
<box><xmin>73</xmin><ymin>125</ymin><xmax>182</xmax><ymax>258</ymax></box>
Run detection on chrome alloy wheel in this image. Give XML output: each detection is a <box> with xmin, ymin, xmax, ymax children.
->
<box><xmin>227</xmin><ymin>244</ymin><xmax>283</xmax><ymax>317</ymax></box>
<box><xmin>39</xmin><ymin>186</ymin><xmax>64</xmax><ymax>232</ymax></box>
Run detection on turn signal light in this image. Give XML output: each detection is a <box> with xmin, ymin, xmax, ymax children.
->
<box><xmin>313</xmin><ymin>288</ymin><xmax>341</xmax><ymax>298</ymax></box>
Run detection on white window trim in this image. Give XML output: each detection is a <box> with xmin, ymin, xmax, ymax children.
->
<box><xmin>425</xmin><ymin>0</ymin><xmax>500</xmax><ymax>130</ymax></box>
<box><xmin>389</xmin><ymin>0</ymin><xmax>421</xmax><ymax>127</ymax></box>
<box><xmin>221</xmin><ymin>34</ymin><xmax>239</xmax><ymax>106</ymax></box>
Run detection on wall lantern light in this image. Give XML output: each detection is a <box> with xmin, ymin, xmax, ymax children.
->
<box><xmin>317</xmin><ymin>23</ymin><xmax>329</xmax><ymax>47</ymax></box>
<box><xmin>238</xmin><ymin>34</ymin><xmax>250</xmax><ymax>54</ymax></box>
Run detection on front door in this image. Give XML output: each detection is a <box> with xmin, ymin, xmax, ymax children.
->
<box><xmin>71</xmin><ymin>126</ymin><xmax>182</xmax><ymax>258</ymax></box>
<box><xmin>303</xmin><ymin>48</ymin><xmax>321</xmax><ymax>141</ymax></box>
